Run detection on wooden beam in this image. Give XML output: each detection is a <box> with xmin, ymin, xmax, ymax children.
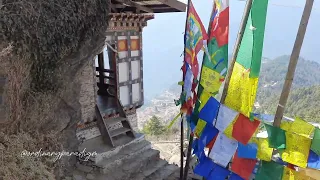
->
<box><xmin>273</xmin><ymin>0</ymin><xmax>314</xmax><ymax>127</ymax></box>
<box><xmin>114</xmin><ymin>0</ymin><xmax>154</xmax><ymax>13</ymax></box>
<box><xmin>157</xmin><ymin>0</ymin><xmax>186</xmax><ymax>12</ymax></box>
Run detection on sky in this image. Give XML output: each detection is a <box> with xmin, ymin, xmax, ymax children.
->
<box><xmin>142</xmin><ymin>0</ymin><xmax>320</xmax><ymax>99</ymax></box>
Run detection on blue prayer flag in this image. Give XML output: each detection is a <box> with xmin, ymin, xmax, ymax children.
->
<box><xmin>238</xmin><ymin>142</ymin><xmax>258</xmax><ymax>159</ymax></box>
<box><xmin>194</xmin><ymin>157</ymin><xmax>216</xmax><ymax>178</ymax></box>
<box><xmin>198</xmin><ymin>97</ymin><xmax>220</xmax><ymax>124</ymax></box>
<box><xmin>192</xmin><ymin>139</ymin><xmax>206</xmax><ymax>163</ymax></box>
<box><xmin>229</xmin><ymin>173</ymin><xmax>245</xmax><ymax>180</ymax></box>
<box><xmin>308</xmin><ymin>150</ymin><xmax>320</xmax><ymax>169</ymax></box>
<box><xmin>207</xmin><ymin>163</ymin><xmax>230</xmax><ymax>180</ymax></box>
<box><xmin>199</xmin><ymin>124</ymin><xmax>219</xmax><ymax>149</ymax></box>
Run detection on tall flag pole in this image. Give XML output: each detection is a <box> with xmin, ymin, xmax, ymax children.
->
<box><xmin>180</xmin><ymin>0</ymin><xmax>191</xmax><ymax>178</ymax></box>
<box><xmin>273</xmin><ymin>0</ymin><xmax>314</xmax><ymax>127</ymax></box>
<box><xmin>183</xmin><ymin>0</ymin><xmax>228</xmax><ymax>179</ymax></box>
<box><xmin>179</xmin><ymin>0</ymin><xmax>208</xmax><ymax>179</ymax></box>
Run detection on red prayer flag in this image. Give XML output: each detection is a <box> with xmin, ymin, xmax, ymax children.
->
<box><xmin>210</xmin><ymin>7</ymin><xmax>229</xmax><ymax>47</ymax></box>
<box><xmin>231</xmin><ymin>151</ymin><xmax>257</xmax><ymax>180</ymax></box>
<box><xmin>232</xmin><ymin>113</ymin><xmax>260</xmax><ymax>145</ymax></box>
<box><xmin>206</xmin><ymin>134</ymin><xmax>218</xmax><ymax>149</ymax></box>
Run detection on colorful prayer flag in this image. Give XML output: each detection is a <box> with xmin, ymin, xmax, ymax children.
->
<box><xmin>215</xmin><ymin>104</ymin><xmax>238</xmax><ymax>132</ymax></box>
<box><xmin>209</xmin><ymin>132</ymin><xmax>238</xmax><ymax>167</ymax></box>
<box><xmin>281</xmin><ymin>132</ymin><xmax>311</xmax><ymax>168</ymax></box>
<box><xmin>265</xmin><ymin>123</ymin><xmax>286</xmax><ymax>149</ymax></box>
<box><xmin>311</xmin><ymin>128</ymin><xmax>320</xmax><ymax>156</ymax></box>
<box><xmin>288</xmin><ymin>117</ymin><xmax>315</xmax><ymax>138</ymax></box>
<box><xmin>194</xmin><ymin>157</ymin><xmax>215</xmax><ymax>178</ymax></box>
<box><xmin>185</xmin><ymin>0</ymin><xmax>208</xmax><ymax>77</ymax></box>
<box><xmin>255</xmin><ymin>161</ymin><xmax>284</xmax><ymax>180</ymax></box>
<box><xmin>232</xmin><ymin>113</ymin><xmax>260</xmax><ymax>145</ymax></box>
<box><xmin>252</xmin><ymin>138</ymin><xmax>273</xmax><ymax>161</ymax></box>
<box><xmin>207</xmin><ymin>163</ymin><xmax>231</xmax><ymax>180</ymax></box>
<box><xmin>307</xmin><ymin>150</ymin><xmax>320</xmax><ymax>170</ymax></box>
<box><xmin>224</xmin><ymin>0</ymin><xmax>269</xmax><ymax>117</ymax></box>
<box><xmin>198</xmin><ymin>96</ymin><xmax>220</xmax><ymax>124</ymax></box>
<box><xmin>238</xmin><ymin>142</ymin><xmax>258</xmax><ymax>159</ymax></box>
<box><xmin>231</xmin><ymin>151</ymin><xmax>258</xmax><ymax>180</ymax></box>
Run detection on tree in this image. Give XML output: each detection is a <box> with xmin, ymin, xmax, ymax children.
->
<box><xmin>143</xmin><ymin>116</ymin><xmax>166</xmax><ymax>136</ymax></box>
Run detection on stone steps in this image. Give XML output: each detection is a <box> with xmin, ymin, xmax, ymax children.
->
<box><xmin>73</xmin><ymin>134</ymin><xmax>190</xmax><ymax>180</ymax></box>
<box><xmin>145</xmin><ymin>164</ymin><xmax>179</xmax><ymax>180</ymax></box>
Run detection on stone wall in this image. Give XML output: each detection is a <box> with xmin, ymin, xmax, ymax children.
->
<box><xmin>77</xmin><ymin>59</ymin><xmax>96</xmax><ymax>123</ymax></box>
<box><xmin>127</xmin><ymin>110</ymin><xmax>138</xmax><ymax>131</ymax></box>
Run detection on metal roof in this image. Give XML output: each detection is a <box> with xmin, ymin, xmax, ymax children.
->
<box><xmin>111</xmin><ymin>0</ymin><xmax>186</xmax><ymax>13</ymax></box>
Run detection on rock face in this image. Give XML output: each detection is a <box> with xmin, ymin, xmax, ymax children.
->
<box><xmin>0</xmin><ymin>0</ymin><xmax>110</xmax><ymax>178</ymax></box>
<box><xmin>78</xmin><ymin>59</ymin><xmax>97</xmax><ymax>123</ymax></box>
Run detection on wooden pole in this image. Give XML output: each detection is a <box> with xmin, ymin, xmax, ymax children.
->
<box><xmin>182</xmin><ymin>1</ymin><xmax>217</xmax><ymax>179</ymax></box>
<box><xmin>273</xmin><ymin>0</ymin><xmax>314</xmax><ymax>127</ymax></box>
<box><xmin>220</xmin><ymin>0</ymin><xmax>253</xmax><ymax>104</ymax></box>
<box><xmin>181</xmin><ymin>0</ymin><xmax>191</xmax><ymax>179</ymax></box>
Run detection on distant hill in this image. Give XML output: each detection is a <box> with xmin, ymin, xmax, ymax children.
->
<box><xmin>138</xmin><ymin>55</ymin><xmax>320</xmax><ymax>129</ymax></box>
<box><xmin>256</xmin><ymin>55</ymin><xmax>320</xmax><ymax>122</ymax></box>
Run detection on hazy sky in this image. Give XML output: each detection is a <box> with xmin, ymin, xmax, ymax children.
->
<box><xmin>142</xmin><ymin>0</ymin><xmax>320</xmax><ymax>98</ymax></box>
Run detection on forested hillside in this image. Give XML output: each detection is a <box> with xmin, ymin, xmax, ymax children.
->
<box><xmin>255</xmin><ymin>55</ymin><xmax>320</xmax><ymax>122</ymax></box>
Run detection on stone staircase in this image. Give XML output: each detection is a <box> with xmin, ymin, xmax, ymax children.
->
<box><xmin>71</xmin><ymin>133</ymin><xmax>183</xmax><ymax>180</ymax></box>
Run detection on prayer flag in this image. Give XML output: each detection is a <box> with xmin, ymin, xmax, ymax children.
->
<box><xmin>215</xmin><ymin>104</ymin><xmax>239</xmax><ymax>132</ymax></box>
<box><xmin>282</xmin><ymin>167</ymin><xmax>313</xmax><ymax>180</ymax></box>
<box><xmin>281</xmin><ymin>132</ymin><xmax>311</xmax><ymax>168</ymax></box>
<box><xmin>311</xmin><ymin>128</ymin><xmax>320</xmax><ymax>156</ymax></box>
<box><xmin>207</xmin><ymin>163</ymin><xmax>231</xmax><ymax>180</ymax></box>
<box><xmin>199</xmin><ymin>124</ymin><xmax>219</xmax><ymax>149</ymax></box>
<box><xmin>198</xmin><ymin>96</ymin><xmax>220</xmax><ymax>124</ymax></box>
<box><xmin>252</xmin><ymin>138</ymin><xmax>273</xmax><ymax>161</ymax></box>
<box><xmin>209</xmin><ymin>132</ymin><xmax>238</xmax><ymax>167</ymax></box>
<box><xmin>288</xmin><ymin>117</ymin><xmax>315</xmax><ymax>138</ymax></box>
<box><xmin>194</xmin><ymin>157</ymin><xmax>215</xmax><ymax>178</ymax></box>
<box><xmin>238</xmin><ymin>142</ymin><xmax>258</xmax><ymax>159</ymax></box>
<box><xmin>229</xmin><ymin>173</ymin><xmax>245</xmax><ymax>180</ymax></box>
<box><xmin>224</xmin><ymin>0</ymin><xmax>269</xmax><ymax>117</ymax></box>
<box><xmin>185</xmin><ymin>1</ymin><xmax>208</xmax><ymax>77</ymax></box>
<box><xmin>232</xmin><ymin>113</ymin><xmax>260</xmax><ymax>145</ymax></box>
<box><xmin>307</xmin><ymin>150</ymin><xmax>320</xmax><ymax>170</ymax></box>
<box><xmin>265</xmin><ymin>123</ymin><xmax>286</xmax><ymax>149</ymax></box>
<box><xmin>191</xmin><ymin>0</ymin><xmax>229</xmax><ymax>130</ymax></box>
<box><xmin>231</xmin><ymin>151</ymin><xmax>258</xmax><ymax>180</ymax></box>
<box><xmin>255</xmin><ymin>161</ymin><xmax>284</xmax><ymax>180</ymax></box>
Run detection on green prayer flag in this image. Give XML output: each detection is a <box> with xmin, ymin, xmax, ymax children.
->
<box><xmin>255</xmin><ymin>161</ymin><xmax>284</xmax><ymax>180</ymax></box>
<box><xmin>265</xmin><ymin>123</ymin><xmax>286</xmax><ymax>149</ymax></box>
<box><xmin>249</xmin><ymin>112</ymin><xmax>255</xmax><ymax>122</ymax></box>
<box><xmin>311</xmin><ymin>127</ymin><xmax>320</xmax><ymax>155</ymax></box>
<box><xmin>236</xmin><ymin>0</ymin><xmax>269</xmax><ymax>78</ymax></box>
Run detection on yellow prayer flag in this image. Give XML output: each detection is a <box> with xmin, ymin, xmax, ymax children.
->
<box><xmin>195</xmin><ymin>119</ymin><xmax>207</xmax><ymax>137</ymax></box>
<box><xmin>282</xmin><ymin>167</ymin><xmax>314</xmax><ymax>180</ymax></box>
<box><xmin>224</xmin><ymin>115</ymin><xmax>238</xmax><ymax>139</ymax></box>
<box><xmin>199</xmin><ymin>90</ymin><xmax>211</xmax><ymax>111</ymax></box>
<box><xmin>252</xmin><ymin>138</ymin><xmax>273</xmax><ymax>161</ymax></box>
<box><xmin>200</xmin><ymin>66</ymin><xmax>223</xmax><ymax>94</ymax></box>
<box><xmin>224</xmin><ymin>62</ymin><xmax>259</xmax><ymax>117</ymax></box>
<box><xmin>288</xmin><ymin>117</ymin><xmax>315</xmax><ymax>138</ymax></box>
<box><xmin>280</xmin><ymin>121</ymin><xmax>293</xmax><ymax>131</ymax></box>
<box><xmin>281</xmin><ymin>132</ymin><xmax>312</xmax><ymax>168</ymax></box>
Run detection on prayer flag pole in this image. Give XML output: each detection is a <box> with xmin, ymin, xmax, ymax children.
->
<box><xmin>220</xmin><ymin>0</ymin><xmax>253</xmax><ymax>104</ymax></box>
<box><xmin>181</xmin><ymin>0</ymin><xmax>191</xmax><ymax>178</ymax></box>
<box><xmin>273</xmin><ymin>0</ymin><xmax>314</xmax><ymax>127</ymax></box>
<box><xmin>182</xmin><ymin>1</ymin><xmax>216</xmax><ymax>179</ymax></box>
